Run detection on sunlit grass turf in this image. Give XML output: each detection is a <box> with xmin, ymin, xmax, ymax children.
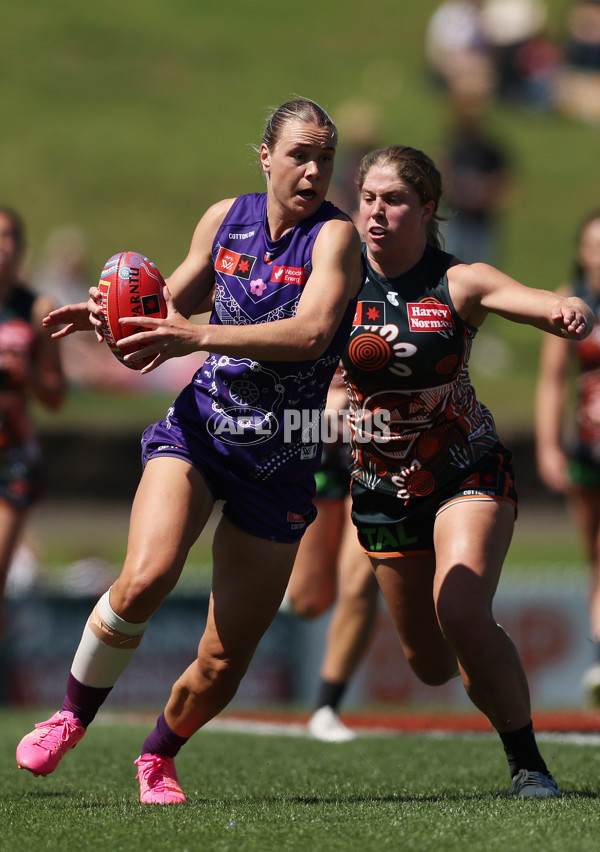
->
<box><xmin>2</xmin><ymin>710</ymin><xmax>600</xmax><ymax>852</ymax></box>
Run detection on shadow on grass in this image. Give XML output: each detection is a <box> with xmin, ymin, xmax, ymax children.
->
<box><xmin>6</xmin><ymin>788</ymin><xmax>600</xmax><ymax>806</ymax></box>
<box><xmin>181</xmin><ymin>789</ymin><xmax>600</xmax><ymax>806</ymax></box>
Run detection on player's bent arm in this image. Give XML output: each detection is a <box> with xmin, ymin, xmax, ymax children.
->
<box><xmin>165</xmin><ymin>198</ymin><xmax>234</xmax><ymax>319</ymax></box>
<box><xmin>192</xmin><ymin>216</ymin><xmax>361</xmax><ymax>361</ymax></box>
<box><xmin>535</xmin><ymin>331</ymin><xmax>570</xmax><ymax>450</ymax></box>
<box><xmin>121</xmin><ymin>217</ymin><xmax>361</xmax><ymax>367</ymax></box>
<box><xmin>535</xmin><ymin>331</ymin><xmax>571</xmax><ymax>491</ymax></box>
<box><xmin>451</xmin><ymin>263</ymin><xmax>594</xmax><ymax>339</ymax></box>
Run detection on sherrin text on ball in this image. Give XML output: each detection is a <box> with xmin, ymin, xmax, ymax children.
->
<box><xmin>98</xmin><ymin>251</ymin><xmax>167</xmax><ymax>370</ymax></box>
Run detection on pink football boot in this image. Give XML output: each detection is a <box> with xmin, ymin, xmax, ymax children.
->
<box><xmin>134</xmin><ymin>753</ymin><xmax>187</xmax><ymax>804</ymax></box>
<box><xmin>16</xmin><ymin>711</ymin><xmax>86</xmax><ymax>776</ymax></box>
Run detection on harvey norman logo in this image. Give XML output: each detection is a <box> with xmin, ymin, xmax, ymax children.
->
<box><xmin>407</xmin><ymin>302</ymin><xmax>455</xmax><ymax>332</ymax></box>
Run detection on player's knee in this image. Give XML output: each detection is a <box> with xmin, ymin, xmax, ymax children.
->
<box><xmin>436</xmin><ymin>592</ymin><xmax>483</xmax><ymax>647</ymax></box>
<box><xmin>198</xmin><ymin>651</ymin><xmax>233</xmax><ymax>683</ymax></box>
<box><xmin>409</xmin><ymin>654</ymin><xmax>459</xmax><ymax>686</ymax></box>
<box><xmin>337</xmin><ymin>580</ymin><xmax>378</xmax><ymax>613</ymax></box>
<box><xmin>439</xmin><ymin>600</ymin><xmax>495</xmax><ymax>655</ymax></box>
<box><xmin>194</xmin><ymin>647</ymin><xmax>249</xmax><ymax>697</ymax></box>
<box><xmin>112</xmin><ymin>566</ymin><xmax>178</xmax><ymax>618</ymax></box>
<box><xmin>342</xmin><ymin>565</ymin><xmax>378</xmax><ymax>601</ymax></box>
<box><xmin>286</xmin><ymin>589</ymin><xmax>334</xmax><ymax>619</ymax></box>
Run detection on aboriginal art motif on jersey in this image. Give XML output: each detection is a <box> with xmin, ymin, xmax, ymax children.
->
<box><xmin>171</xmin><ymin>193</ymin><xmax>359</xmax><ymax>483</ymax></box>
<box><xmin>341</xmin><ymin>244</ymin><xmax>500</xmax><ymax>503</ymax></box>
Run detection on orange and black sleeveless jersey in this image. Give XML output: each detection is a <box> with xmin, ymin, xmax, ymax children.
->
<box><xmin>341</xmin><ymin>244</ymin><xmax>502</xmax><ymax>503</ymax></box>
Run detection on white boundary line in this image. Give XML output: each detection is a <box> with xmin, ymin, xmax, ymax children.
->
<box><xmin>95</xmin><ymin>711</ymin><xmax>600</xmax><ymax>745</ymax></box>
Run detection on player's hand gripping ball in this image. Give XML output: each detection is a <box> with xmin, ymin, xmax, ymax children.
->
<box><xmin>98</xmin><ymin>251</ymin><xmax>167</xmax><ymax>370</ymax></box>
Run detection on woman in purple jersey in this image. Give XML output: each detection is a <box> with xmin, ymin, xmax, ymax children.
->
<box><xmin>342</xmin><ymin>145</ymin><xmax>592</xmax><ymax>798</ymax></box>
<box><xmin>16</xmin><ymin>99</ymin><xmax>362</xmax><ymax>804</ymax></box>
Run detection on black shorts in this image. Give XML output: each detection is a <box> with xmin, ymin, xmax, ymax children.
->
<box><xmin>351</xmin><ymin>447</ymin><xmax>518</xmax><ymax>557</ymax></box>
<box><xmin>0</xmin><ymin>444</ymin><xmax>43</xmax><ymax>510</ymax></box>
<box><xmin>314</xmin><ymin>443</ymin><xmax>350</xmax><ymax>500</ymax></box>
<box><xmin>569</xmin><ymin>442</ymin><xmax>600</xmax><ymax>488</ymax></box>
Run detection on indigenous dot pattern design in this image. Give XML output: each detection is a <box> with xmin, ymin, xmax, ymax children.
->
<box><xmin>342</xmin><ymin>244</ymin><xmax>501</xmax><ymax>503</ymax></box>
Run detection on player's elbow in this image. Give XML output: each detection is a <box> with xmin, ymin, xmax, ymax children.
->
<box><xmin>305</xmin><ymin>334</ymin><xmax>330</xmax><ymax>360</ymax></box>
<box><xmin>293</xmin><ymin>322</ymin><xmax>336</xmax><ymax>360</ymax></box>
<box><xmin>290</xmin><ymin>337</ymin><xmax>329</xmax><ymax>361</ymax></box>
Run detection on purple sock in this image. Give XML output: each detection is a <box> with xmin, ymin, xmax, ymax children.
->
<box><xmin>142</xmin><ymin>712</ymin><xmax>189</xmax><ymax>758</ymax></box>
<box><xmin>61</xmin><ymin>673</ymin><xmax>112</xmax><ymax>729</ymax></box>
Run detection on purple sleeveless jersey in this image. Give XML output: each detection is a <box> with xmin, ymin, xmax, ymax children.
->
<box><xmin>142</xmin><ymin>193</ymin><xmax>358</xmax><ymax>506</ymax></box>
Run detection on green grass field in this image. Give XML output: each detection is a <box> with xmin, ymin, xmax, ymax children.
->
<box><xmin>2</xmin><ymin>710</ymin><xmax>600</xmax><ymax>851</ymax></box>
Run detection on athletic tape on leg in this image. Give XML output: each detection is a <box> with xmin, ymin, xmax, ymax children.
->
<box><xmin>70</xmin><ymin>588</ymin><xmax>149</xmax><ymax>688</ymax></box>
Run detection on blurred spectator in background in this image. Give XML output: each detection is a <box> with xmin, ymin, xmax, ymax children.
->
<box><xmin>327</xmin><ymin>100</ymin><xmax>385</xmax><ymax>229</ymax></box>
<box><xmin>554</xmin><ymin>0</ymin><xmax>600</xmax><ymax>122</ymax></box>
<box><xmin>426</xmin><ymin>0</ymin><xmax>561</xmax><ymax>111</ymax></box>
<box><xmin>564</xmin><ymin>0</ymin><xmax>600</xmax><ymax>69</ymax></box>
<box><xmin>439</xmin><ymin>102</ymin><xmax>513</xmax><ymax>266</ymax></box>
<box><xmin>0</xmin><ymin>207</ymin><xmax>65</xmax><ymax>638</ymax></box>
<box><xmin>32</xmin><ymin>224</ymin><xmax>116</xmax><ymax>390</ymax></box>
<box><xmin>535</xmin><ymin>209</ymin><xmax>600</xmax><ymax>706</ymax></box>
<box><xmin>425</xmin><ymin>1</ymin><xmax>493</xmax><ymax>95</ymax></box>
<box><xmin>33</xmin><ymin>225</ymin><xmax>90</xmax><ymax>307</ymax></box>
<box><xmin>481</xmin><ymin>0</ymin><xmax>552</xmax><ymax>104</ymax></box>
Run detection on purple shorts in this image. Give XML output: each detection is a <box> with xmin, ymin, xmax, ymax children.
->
<box><xmin>141</xmin><ymin>418</ymin><xmax>317</xmax><ymax>544</ymax></box>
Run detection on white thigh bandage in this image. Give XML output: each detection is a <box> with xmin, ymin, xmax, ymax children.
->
<box><xmin>70</xmin><ymin>588</ymin><xmax>149</xmax><ymax>688</ymax></box>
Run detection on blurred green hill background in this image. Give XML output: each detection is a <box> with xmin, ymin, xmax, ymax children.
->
<box><xmin>2</xmin><ymin>0</ymin><xmax>598</xmax><ymax>436</ymax></box>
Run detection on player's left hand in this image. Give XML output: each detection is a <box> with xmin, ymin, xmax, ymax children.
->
<box><xmin>117</xmin><ymin>286</ymin><xmax>203</xmax><ymax>372</ymax></box>
<box><xmin>552</xmin><ymin>298</ymin><xmax>594</xmax><ymax>339</ymax></box>
<box><xmin>42</xmin><ymin>302</ymin><xmax>96</xmax><ymax>338</ymax></box>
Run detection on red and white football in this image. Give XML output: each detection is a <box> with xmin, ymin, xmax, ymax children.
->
<box><xmin>97</xmin><ymin>251</ymin><xmax>167</xmax><ymax>370</ymax></box>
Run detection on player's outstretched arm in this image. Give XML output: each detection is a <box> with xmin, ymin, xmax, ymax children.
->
<box><xmin>450</xmin><ymin>262</ymin><xmax>595</xmax><ymax>340</ymax></box>
<box><xmin>117</xmin><ymin>216</ymin><xmax>361</xmax><ymax>370</ymax></box>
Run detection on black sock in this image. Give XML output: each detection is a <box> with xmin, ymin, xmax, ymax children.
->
<box><xmin>315</xmin><ymin>679</ymin><xmax>347</xmax><ymax>713</ymax></box>
<box><xmin>499</xmin><ymin>720</ymin><xmax>549</xmax><ymax>777</ymax></box>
